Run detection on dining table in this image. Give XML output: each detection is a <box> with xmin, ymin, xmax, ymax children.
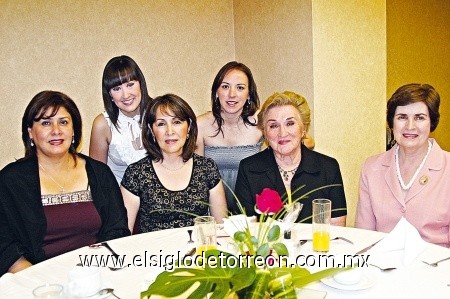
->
<box><xmin>0</xmin><ymin>223</ymin><xmax>449</xmax><ymax>298</ymax></box>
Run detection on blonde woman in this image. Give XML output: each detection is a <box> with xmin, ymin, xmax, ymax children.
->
<box><xmin>234</xmin><ymin>92</ymin><xmax>346</xmax><ymax>225</ymax></box>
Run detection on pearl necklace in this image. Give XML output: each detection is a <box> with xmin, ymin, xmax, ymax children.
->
<box><xmin>395</xmin><ymin>140</ymin><xmax>432</xmax><ymax>190</ymax></box>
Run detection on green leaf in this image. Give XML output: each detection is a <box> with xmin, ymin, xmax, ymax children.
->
<box><xmin>267</xmin><ymin>225</ymin><xmax>280</xmax><ymax>242</ymax></box>
<box><xmin>234</xmin><ymin>231</ymin><xmax>248</xmax><ymax>242</ymax></box>
<box><xmin>242</xmin><ymin>269</ymin><xmax>271</xmax><ymax>299</ymax></box>
<box><xmin>256</xmin><ymin>243</ymin><xmax>270</xmax><ymax>257</ymax></box>
<box><xmin>292</xmin><ymin>265</ymin><xmax>354</xmax><ymax>288</ymax></box>
<box><xmin>271</xmin><ymin>242</ymin><xmax>288</xmax><ymax>257</ymax></box>
<box><xmin>141</xmin><ymin>250</ymin><xmax>255</xmax><ymax>299</ymax></box>
<box><xmin>267</xmin><ymin>272</ymin><xmax>296</xmax><ymax>299</ymax></box>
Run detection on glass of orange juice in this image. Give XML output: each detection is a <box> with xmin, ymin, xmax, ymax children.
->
<box><xmin>312</xmin><ymin>199</ymin><xmax>331</xmax><ymax>252</ymax></box>
<box><xmin>194</xmin><ymin>216</ymin><xmax>217</xmax><ymax>256</ymax></box>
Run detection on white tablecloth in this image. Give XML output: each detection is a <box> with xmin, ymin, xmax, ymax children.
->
<box><xmin>0</xmin><ymin>224</ymin><xmax>449</xmax><ymax>298</ymax></box>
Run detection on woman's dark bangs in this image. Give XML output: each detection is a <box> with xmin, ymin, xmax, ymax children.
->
<box><xmin>105</xmin><ymin>65</ymin><xmax>139</xmax><ymax>90</ymax></box>
<box><xmin>162</xmin><ymin>102</ymin><xmax>187</xmax><ymax>121</ymax></box>
<box><xmin>33</xmin><ymin>102</ymin><xmax>61</xmax><ymax>122</ymax></box>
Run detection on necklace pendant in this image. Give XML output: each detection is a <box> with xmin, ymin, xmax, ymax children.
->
<box><xmin>277</xmin><ymin>164</ymin><xmax>298</xmax><ymax>182</ymax></box>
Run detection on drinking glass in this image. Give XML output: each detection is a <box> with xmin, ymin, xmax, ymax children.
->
<box><xmin>312</xmin><ymin>199</ymin><xmax>331</xmax><ymax>252</ymax></box>
<box><xmin>194</xmin><ymin>216</ymin><xmax>217</xmax><ymax>256</ymax></box>
<box><xmin>33</xmin><ymin>284</ymin><xmax>65</xmax><ymax>299</ymax></box>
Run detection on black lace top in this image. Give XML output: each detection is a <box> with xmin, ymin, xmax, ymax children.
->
<box><xmin>121</xmin><ymin>154</ymin><xmax>221</xmax><ymax>232</ymax></box>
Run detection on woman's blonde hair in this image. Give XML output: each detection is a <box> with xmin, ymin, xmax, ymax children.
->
<box><xmin>257</xmin><ymin>91</ymin><xmax>311</xmax><ymax>135</ymax></box>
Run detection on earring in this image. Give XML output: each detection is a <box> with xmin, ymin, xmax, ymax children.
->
<box><xmin>30</xmin><ymin>139</ymin><xmax>34</xmax><ymax>147</ymax></box>
<box><xmin>247</xmin><ymin>98</ymin><xmax>251</xmax><ymax>105</ymax></box>
<box><xmin>186</xmin><ymin>133</ymin><xmax>190</xmax><ymax>139</ymax></box>
<box><xmin>302</xmin><ymin>131</ymin><xmax>306</xmax><ymax>138</ymax></box>
<box><xmin>152</xmin><ymin>135</ymin><xmax>156</xmax><ymax>143</ymax></box>
<box><xmin>72</xmin><ymin>136</ymin><xmax>75</xmax><ymax>144</ymax></box>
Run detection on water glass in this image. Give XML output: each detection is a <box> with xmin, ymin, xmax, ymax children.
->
<box><xmin>312</xmin><ymin>199</ymin><xmax>331</xmax><ymax>252</ymax></box>
<box><xmin>194</xmin><ymin>216</ymin><xmax>217</xmax><ymax>256</ymax></box>
<box><xmin>33</xmin><ymin>284</ymin><xmax>65</xmax><ymax>299</ymax></box>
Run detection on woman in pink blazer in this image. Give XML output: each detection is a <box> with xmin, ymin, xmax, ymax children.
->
<box><xmin>356</xmin><ymin>84</ymin><xmax>450</xmax><ymax>248</ymax></box>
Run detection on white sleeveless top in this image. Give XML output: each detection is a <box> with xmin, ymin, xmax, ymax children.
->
<box><xmin>102</xmin><ymin>111</ymin><xmax>147</xmax><ymax>183</ymax></box>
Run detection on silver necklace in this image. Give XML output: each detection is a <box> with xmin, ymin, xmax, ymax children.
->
<box><xmin>160</xmin><ymin>161</ymin><xmax>186</xmax><ymax>171</ymax></box>
<box><xmin>277</xmin><ymin>164</ymin><xmax>298</xmax><ymax>181</ymax></box>
<box><xmin>39</xmin><ymin>158</ymin><xmax>70</xmax><ymax>193</ymax></box>
<box><xmin>395</xmin><ymin>140</ymin><xmax>432</xmax><ymax>190</ymax></box>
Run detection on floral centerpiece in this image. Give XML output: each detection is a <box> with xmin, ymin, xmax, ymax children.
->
<box><xmin>141</xmin><ymin>185</ymin><xmax>349</xmax><ymax>299</ymax></box>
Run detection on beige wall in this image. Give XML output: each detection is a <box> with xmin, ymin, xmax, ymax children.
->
<box><xmin>234</xmin><ymin>0</ymin><xmax>314</xmax><ymax>106</ymax></box>
<box><xmin>0</xmin><ymin>0</ymin><xmax>235</xmax><ymax>166</ymax></box>
<box><xmin>312</xmin><ymin>1</ymin><xmax>387</xmax><ymax>226</ymax></box>
<box><xmin>234</xmin><ymin>0</ymin><xmax>386</xmax><ymax>226</ymax></box>
<box><xmin>387</xmin><ymin>0</ymin><xmax>450</xmax><ymax>150</ymax></box>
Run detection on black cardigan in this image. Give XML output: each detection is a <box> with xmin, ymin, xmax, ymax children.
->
<box><xmin>0</xmin><ymin>154</ymin><xmax>130</xmax><ymax>275</ymax></box>
<box><xmin>233</xmin><ymin>145</ymin><xmax>347</xmax><ymax>222</ymax></box>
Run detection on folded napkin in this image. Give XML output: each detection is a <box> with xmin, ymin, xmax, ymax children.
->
<box><xmin>368</xmin><ymin>217</ymin><xmax>427</xmax><ymax>266</ymax></box>
<box><xmin>222</xmin><ymin>215</ymin><xmax>257</xmax><ymax>237</ymax></box>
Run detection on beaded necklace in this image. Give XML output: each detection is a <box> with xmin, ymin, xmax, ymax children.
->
<box><xmin>277</xmin><ymin>164</ymin><xmax>298</xmax><ymax>181</ymax></box>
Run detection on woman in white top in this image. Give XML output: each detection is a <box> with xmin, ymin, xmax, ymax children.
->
<box><xmin>90</xmin><ymin>55</ymin><xmax>151</xmax><ymax>183</ymax></box>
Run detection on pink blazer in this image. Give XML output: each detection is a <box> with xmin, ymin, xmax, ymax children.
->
<box><xmin>356</xmin><ymin>139</ymin><xmax>450</xmax><ymax>247</ymax></box>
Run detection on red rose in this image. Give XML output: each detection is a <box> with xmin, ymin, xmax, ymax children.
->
<box><xmin>255</xmin><ymin>188</ymin><xmax>284</xmax><ymax>214</ymax></box>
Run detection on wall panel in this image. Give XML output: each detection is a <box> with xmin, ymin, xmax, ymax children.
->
<box><xmin>0</xmin><ymin>0</ymin><xmax>235</xmax><ymax>166</ymax></box>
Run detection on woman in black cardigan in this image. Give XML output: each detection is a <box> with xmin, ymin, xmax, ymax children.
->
<box><xmin>234</xmin><ymin>91</ymin><xmax>347</xmax><ymax>225</ymax></box>
<box><xmin>0</xmin><ymin>91</ymin><xmax>130</xmax><ymax>275</ymax></box>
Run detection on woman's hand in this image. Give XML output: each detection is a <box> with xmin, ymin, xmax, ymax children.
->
<box><xmin>331</xmin><ymin>216</ymin><xmax>347</xmax><ymax>227</ymax></box>
<box><xmin>8</xmin><ymin>256</ymin><xmax>32</xmax><ymax>273</ymax></box>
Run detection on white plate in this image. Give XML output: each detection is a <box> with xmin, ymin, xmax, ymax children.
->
<box><xmin>321</xmin><ymin>268</ymin><xmax>377</xmax><ymax>290</ymax></box>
